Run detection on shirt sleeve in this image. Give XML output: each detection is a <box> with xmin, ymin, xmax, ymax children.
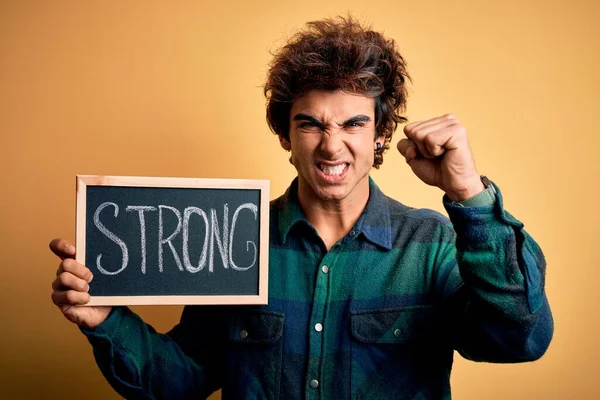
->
<box><xmin>438</xmin><ymin>182</ymin><xmax>554</xmax><ymax>362</ymax></box>
<box><xmin>80</xmin><ymin>306</ymin><xmax>223</xmax><ymax>399</ymax></box>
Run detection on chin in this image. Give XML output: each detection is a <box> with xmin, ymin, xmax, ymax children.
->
<box><xmin>313</xmin><ymin>185</ymin><xmax>350</xmax><ymax>202</ymax></box>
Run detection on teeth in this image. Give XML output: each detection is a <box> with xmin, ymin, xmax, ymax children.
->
<box><xmin>320</xmin><ymin>164</ymin><xmax>346</xmax><ymax>176</ymax></box>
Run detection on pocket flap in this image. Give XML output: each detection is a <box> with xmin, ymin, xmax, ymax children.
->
<box><xmin>350</xmin><ymin>306</ymin><xmax>434</xmax><ymax>344</ymax></box>
<box><xmin>227</xmin><ymin>311</ymin><xmax>285</xmax><ymax>344</ymax></box>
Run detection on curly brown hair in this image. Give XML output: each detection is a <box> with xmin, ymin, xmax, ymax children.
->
<box><xmin>264</xmin><ymin>16</ymin><xmax>410</xmax><ymax>168</ymax></box>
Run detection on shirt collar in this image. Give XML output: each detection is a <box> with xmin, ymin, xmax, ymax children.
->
<box><xmin>277</xmin><ymin>178</ymin><xmax>305</xmax><ymax>244</ymax></box>
<box><xmin>278</xmin><ymin>177</ymin><xmax>392</xmax><ymax>250</ymax></box>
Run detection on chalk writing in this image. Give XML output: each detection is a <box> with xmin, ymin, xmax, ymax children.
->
<box><xmin>125</xmin><ymin>205</ymin><xmax>156</xmax><ymax>274</ymax></box>
<box><xmin>93</xmin><ymin>202</ymin><xmax>258</xmax><ymax>275</ymax></box>
<box><xmin>94</xmin><ymin>202</ymin><xmax>129</xmax><ymax>275</ymax></box>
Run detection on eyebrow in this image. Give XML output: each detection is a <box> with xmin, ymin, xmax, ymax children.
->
<box><xmin>293</xmin><ymin>113</ymin><xmax>325</xmax><ymax>127</ymax></box>
<box><xmin>342</xmin><ymin>115</ymin><xmax>371</xmax><ymax>125</ymax></box>
<box><xmin>292</xmin><ymin>113</ymin><xmax>371</xmax><ymax>127</ymax></box>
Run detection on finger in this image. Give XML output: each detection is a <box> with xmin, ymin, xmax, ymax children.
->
<box><xmin>404</xmin><ymin>115</ymin><xmax>458</xmax><ymax>141</ymax></box>
<box><xmin>49</xmin><ymin>239</ymin><xmax>76</xmax><ymax>260</ymax></box>
<box><xmin>57</xmin><ymin>258</ymin><xmax>93</xmax><ymax>283</ymax></box>
<box><xmin>413</xmin><ymin>118</ymin><xmax>460</xmax><ymax>139</ymax></box>
<box><xmin>51</xmin><ymin>289</ymin><xmax>91</xmax><ymax>306</ymax></box>
<box><xmin>397</xmin><ymin>139</ymin><xmax>419</xmax><ymax>163</ymax></box>
<box><xmin>403</xmin><ymin>130</ymin><xmax>438</xmax><ymax>159</ymax></box>
<box><xmin>404</xmin><ymin>114</ymin><xmax>457</xmax><ymax>135</ymax></box>
<box><xmin>419</xmin><ymin>122</ymin><xmax>460</xmax><ymax>157</ymax></box>
<box><xmin>405</xmin><ymin>120</ymin><xmax>460</xmax><ymax>158</ymax></box>
<box><xmin>52</xmin><ymin>272</ymin><xmax>90</xmax><ymax>292</ymax></box>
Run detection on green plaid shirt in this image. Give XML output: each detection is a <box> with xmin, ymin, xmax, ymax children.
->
<box><xmin>83</xmin><ymin>177</ymin><xmax>553</xmax><ymax>399</ymax></box>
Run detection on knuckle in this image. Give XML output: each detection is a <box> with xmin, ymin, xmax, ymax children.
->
<box><xmin>424</xmin><ymin>134</ymin><xmax>437</xmax><ymax>146</ymax></box>
<box><xmin>61</xmin><ymin>258</ymin><xmax>73</xmax><ymax>272</ymax></box>
<box><xmin>404</xmin><ymin>124</ymin><xmax>416</xmax><ymax>135</ymax></box>
<box><xmin>56</xmin><ymin>260</ymin><xmax>65</xmax><ymax>275</ymax></box>
<box><xmin>424</xmin><ymin>137</ymin><xmax>438</xmax><ymax>153</ymax></box>
<box><xmin>65</xmin><ymin>290</ymin><xmax>79</xmax><ymax>304</ymax></box>
<box><xmin>63</xmin><ymin>258</ymin><xmax>80</xmax><ymax>275</ymax></box>
<box><xmin>51</xmin><ymin>291</ymin><xmax>61</xmax><ymax>305</ymax></box>
<box><xmin>58</xmin><ymin>272</ymin><xmax>70</xmax><ymax>287</ymax></box>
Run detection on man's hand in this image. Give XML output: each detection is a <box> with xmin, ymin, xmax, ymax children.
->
<box><xmin>397</xmin><ymin>114</ymin><xmax>485</xmax><ymax>202</ymax></box>
<box><xmin>49</xmin><ymin>239</ymin><xmax>112</xmax><ymax>330</ymax></box>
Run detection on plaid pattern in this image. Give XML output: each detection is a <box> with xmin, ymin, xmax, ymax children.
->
<box><xmin>84</xmin><ymin>178</ymin><xmax>553</xmax><ymax>399</ymax></box>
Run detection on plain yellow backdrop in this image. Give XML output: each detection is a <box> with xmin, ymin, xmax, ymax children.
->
<box><xmin>1</xmin><ymin>0</ymin><xmax>598</xmax><ymax>398</ymax></box>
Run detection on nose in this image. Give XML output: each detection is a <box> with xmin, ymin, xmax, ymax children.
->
<box><xmin>319</xmin><ymin>130</ymin><xmax>344</xmax><ymax>159</ymax></box>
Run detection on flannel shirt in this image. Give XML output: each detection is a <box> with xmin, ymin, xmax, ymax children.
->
<box><xmin>83</xmin><ymin>177</ymin><xmax>553</xmax><ymax>399</ymax></box>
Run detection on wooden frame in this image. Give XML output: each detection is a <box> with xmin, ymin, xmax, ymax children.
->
<box><xmin>76</xmin><ymin>175</ymin><xmax>269</xmax><ymax>306</ymax></box>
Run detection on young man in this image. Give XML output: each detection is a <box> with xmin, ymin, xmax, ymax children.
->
<box><xmin>50</xmin><ymin>17</ymin><xmax>553</xmax><ymax>399</ymax></box>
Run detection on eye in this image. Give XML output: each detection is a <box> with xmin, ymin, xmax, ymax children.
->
<box><xmin>299</xmin><ymin>122</ymin><xmax>322</xmax><ymax>131</ymax></box>
<box><xmin>345</xmin><ymin>121</ymin><xmax>366</xmax><ymax>130</ymax></box>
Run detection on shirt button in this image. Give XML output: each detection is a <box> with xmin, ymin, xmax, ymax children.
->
<box><xmin>349</xmin><ymin>230</ymin><xmax>356</xmax><ymax>236</ymax></box>
<box><xmin>310</xmin><ymin>379</ymin><xmax>319</xmax><ymax>389</ymax></box>
<box><xmin>321</xmin><ymin>265</ymin><xmax>329</xmax><ymax>274</ymax></box>
<box><xmin>393</xmin><ymin>329</ymin><xmax>401</xmax><ymax>338</ymax></box>
<box><xmin>314</xmin><ymin>323</ymin><xmax>323</xmax><ymax>332</ymax></box>
<box><xmin>239</xmin><ymin>329</ymin><xmax>248</xmax><ymax>339</ymax></box>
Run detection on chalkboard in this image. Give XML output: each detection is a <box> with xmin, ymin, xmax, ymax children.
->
<box><xmin>75</xmin><ymin>175</ymin><xmax>269</xmax><ymax>306</ymax></box>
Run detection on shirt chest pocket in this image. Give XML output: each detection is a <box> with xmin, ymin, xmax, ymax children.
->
<box><xmin>349</xmin><ymin>306</ymin><xmax>444</xmax><ymax>400</ymax></box>
<box><xmin>224</xmin><ymin>310</ymin><xmax>285</xmax><ymax>400</ymax></box>
<box><xmin>351</xmin><ymin>305</ymin><xmax>435</xmax><ymax>344</ymax></box>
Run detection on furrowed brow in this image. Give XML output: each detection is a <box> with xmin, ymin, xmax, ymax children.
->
<box><xmin>342</xmin><ymin>115</ymin><xmax>371</xmax><ymax>125</ymax></box>
<box><xmin>292</xmin><ymin>113</ymin><xmax>325</xmax><ymax>127</ymax></box>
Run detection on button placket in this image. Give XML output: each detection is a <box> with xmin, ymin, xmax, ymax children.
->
<box><xmin>305</xmin><ymin>250</ymin><xmax>336</xmax><ymax>398</ymax></box>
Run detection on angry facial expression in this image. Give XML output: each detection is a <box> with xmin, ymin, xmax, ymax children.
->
<box><xmin>281</xmin><ymin>90</ymin><xmax>382</xmax><ymax>207</ymax></box>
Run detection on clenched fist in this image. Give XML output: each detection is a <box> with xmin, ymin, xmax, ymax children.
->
<box><xmin>397</xmin><ymin>114</ymin><xmax>485</xmax><ymax>202</ymax></box>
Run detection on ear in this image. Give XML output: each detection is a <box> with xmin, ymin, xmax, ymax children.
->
<box><xmin>279</xmin><ymin>134</ymin><xmax>292</xmax><ymax>151</ymax></box>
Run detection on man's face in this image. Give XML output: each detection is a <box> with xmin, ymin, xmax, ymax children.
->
<box><xmin>281</xmin><ymin>89</ymin><xmax>380</xmax><ymax>205</ymax></box>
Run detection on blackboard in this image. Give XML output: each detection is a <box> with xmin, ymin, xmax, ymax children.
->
<box><xmin>75</xmin><ymin>175</ymin><xmax>269</xmax><ymax>306</ymax></box>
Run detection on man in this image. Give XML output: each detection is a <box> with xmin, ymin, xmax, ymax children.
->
<box><xmin>50</xmin><ymin>16</ymin><xmax>553</xmax><ymax>399</ymax></box>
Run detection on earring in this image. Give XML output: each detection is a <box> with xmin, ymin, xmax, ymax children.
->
<box><xmin>376</xmin><ymin>142</ymin><xmax>382</xmax><ymax>152</ymax></box>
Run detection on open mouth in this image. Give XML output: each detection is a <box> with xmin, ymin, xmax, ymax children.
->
<box><xmin>319</xmin><ymin>163</ymin><xmax>348</xmax><ymax>176</ymax></box>
<box><xmin>316</xmin><ymin>163</ymin><xmax>349</xmax><ymax>183</ymax></box>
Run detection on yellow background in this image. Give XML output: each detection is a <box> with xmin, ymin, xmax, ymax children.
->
<box><xmin>1</xmin><ymin>0</ymin><xmax>597</xmax><ymax>398</ymax></box>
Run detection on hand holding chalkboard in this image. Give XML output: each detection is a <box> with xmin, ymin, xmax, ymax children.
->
<box><xmin>49</xmin><ymin>238</ymin><xmax>112</xmax><ymax>329</ymax></box>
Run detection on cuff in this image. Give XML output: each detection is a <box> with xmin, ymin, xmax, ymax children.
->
<box><xmin>443</xmin><ymin>181</ymin><xmax>525</xmax><ymax>246</ymax></box>
<box><xmin>445</xmin><ymin>187</ymin><xmax>496</xmax><ymax>208</ymax></box>
<box><xmin>79</xmin><ymin>306</ymin><xmax>127</xmax><ymax>339</ymax></box>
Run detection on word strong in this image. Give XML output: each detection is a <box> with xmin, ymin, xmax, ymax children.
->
<box><xmin>93</xmin><ymin>202</ymin><xmax>258</xmax><ymax>276</ymax></box>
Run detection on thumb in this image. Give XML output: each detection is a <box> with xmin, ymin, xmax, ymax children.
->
<box><xmin>49</xmin><ymin>239</ymin><xmax>76</xmax><ymax>260</ymax></box>
<box><xmin>397</xmin><ymin>139</ymin><xmax>419</xmax><ymax>163</ymax></box>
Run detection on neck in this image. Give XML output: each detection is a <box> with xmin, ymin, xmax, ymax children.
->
<box><xmin>297</xmin><ymin>177</ymin><xmax>370</xmax><ymax>250</ymax></box>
